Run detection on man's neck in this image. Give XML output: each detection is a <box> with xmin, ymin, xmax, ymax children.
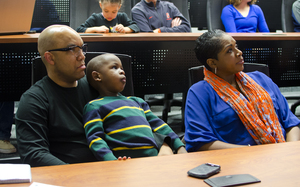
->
<box><xmin>49</xmin><ymin>75</ymin><xmax>78</xmax><ymax>88</ymax></box>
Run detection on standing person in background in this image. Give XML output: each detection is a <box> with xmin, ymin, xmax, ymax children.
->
<box><xmin>0</xmin><ymin>101</ymin><xmax>16</xmax><ymax>153</ymax></box>
<box><xmin>292</xmin><ymin>0</ymin><xmax>300</xmax><ymax>32</ymax></box>
<box><xmin>76</xmin><ymin>0</ymin><xmax>139</xmax><ymax>33</ymax></box>
<box><xmin>221</xmin><ymin>0</ymin><xmax>269</xmax><ymax>32</ymax></box>
<box><xmin>131</xmin><ymin>0</ymin><xmax>191</xmax><ymax>33</ymax></box>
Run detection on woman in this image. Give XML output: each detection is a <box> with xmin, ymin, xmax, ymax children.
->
<box><xmin>184</xmin><ymin>30</ymin><xmax>300</xmax><ymax>152</ymax></box>
<box><xmin>221</xmin><ymin>0</ymin><xmax>269</xmax><ymax>32</ymax></box>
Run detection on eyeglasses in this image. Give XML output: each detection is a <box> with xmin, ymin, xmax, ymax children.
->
<box><xmin>47</xmin><ymin>43</ymin><xmax>88</xmax><ymax>58</ymax></box>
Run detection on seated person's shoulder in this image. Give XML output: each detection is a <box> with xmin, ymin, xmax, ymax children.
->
<box><xmin>188</xmin><ymin>80</ymin><xmax>215</xmax><ymax>99</ymax></box>
<box><xmin>293</xmin><ymin>0</ymin><xmax>300</xmax><ymax>7</ymax></box>
<box><xmin>246</xmin><ymin>71</ymin><xmax>269</xmax><ymax>80</ymax></box>
<box><xmin>117</xmin><ymin>12</ymin><xmax>128</xmax><ymax>17</ymax></box>
<box><xmin>223</xmin><ymin>4</ymin><xmax>233</xmax><ymax>10</ymax></box>
<box><xmin>251</xmin><ymin>4</ymin><xmax>263</xmax><ymax>12</ymax></box>
<box><xmin>131</xmin><ymin>2</ymin><xmax>144</xmax><ymax>11</ymax></box>
<box><xmin>127</xmin><ymin>96</ymin><xmax>144</xmax><ymax>102</ymax></box>
<box><xmin>222</xmin><ymin>4</ymin><xmax>235</xmax><ymax>14</ymax></box>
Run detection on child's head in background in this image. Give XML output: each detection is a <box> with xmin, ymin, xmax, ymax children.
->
<box><xmin>99</xmin><ymin>0</ymin><xmax>123</xmax><ymax>21</ymax></box>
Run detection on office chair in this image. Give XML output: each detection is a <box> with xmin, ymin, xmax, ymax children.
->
<box><xmin>256</xmin><ymin>0</ymin><xmax>282</xmax><ymax>32</ymax></box>
<box><xmin>282</xmin><ymin>0</ymin><xmax>296</xmax><ymax>32</ymax></box>
<box><xmin>188</xmin><ymin>63</ymin><xmax>270</xmax><ymax>86</ymax></box>
<box><xmin>206</xmin><ymin>0</ymin><xmax>228</xmax><ymax>31</ymax></box>
<box><xmin>31</xmin><ymin>52</ymin><xmax>134</xmax><ymax>96</ymax></box>
<box><xmin>188</xmin><ymin>0</ymin><xmax>208</xmax><ymax>30</ymax></box>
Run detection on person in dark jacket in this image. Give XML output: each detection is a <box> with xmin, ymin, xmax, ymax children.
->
<box><xmin>131</xmin><ymin>0</ymin><xmax>191</xmax><ymax>33</ymax></box>
<box><xmin>76</xmin><ymin>0</ymin><xmax>139</xmax><ymax>33</ymax></box>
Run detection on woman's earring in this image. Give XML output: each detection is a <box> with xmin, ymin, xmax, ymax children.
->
<box><xmin>215</xmin><ymin>68</ymin><xmax>217</xmax><ymax>74</ymax></box>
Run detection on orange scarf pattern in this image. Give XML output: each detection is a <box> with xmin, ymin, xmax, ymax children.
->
<box><xmin>204</xmin><ymin>68</ymin><xmax>285</xmax><ymax>144</ymax></box>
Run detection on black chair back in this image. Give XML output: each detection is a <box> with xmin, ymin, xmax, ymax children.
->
<box><xmin>256</xmin><ymin>0</ymin><xmax>282</xmax><ymax>32</ymax></box>
<box><xmin>281</xmin><ymin>0</ymin><xmax>295</xmax><ymax>32</ymax></box>
<box><xmin>188</xmin><ymin>0</ymin><xmax>207</xmax><ymax>30</ymax></box>
<box><xmin>31</xmin><ymin>52</ymin><xmax>134</xmax><ymax>96</ymax></box>
<box><xmin>206</xmin><ymin>0</ymin><xmax>228</xmax><ymax>31</ymax></box>
<box><xmin>188</xmin><ymin>63</ymin><xmax>270</xmax><ymax>86</ymax></box>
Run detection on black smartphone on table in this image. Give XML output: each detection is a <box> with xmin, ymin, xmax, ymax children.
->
<box><xmin>187</xmin><ymin>163</ymin><xmax>221</xmax><ymax>179</ymax></box>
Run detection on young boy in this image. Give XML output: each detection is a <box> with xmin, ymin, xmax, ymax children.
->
<box><xmin>76</xmin><ymin>0</ymin><xmax>139</xmax><ymax>33</ymax></box>
<box><xmin>83</xmin><ymin>53</ymin><xmax>186</xmax><ymax>161</ymax></box>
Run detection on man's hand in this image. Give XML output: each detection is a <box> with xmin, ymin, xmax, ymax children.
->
<box><xmin>171</xmin><ymin>17</ymin><xmax>182</xmax><ymax>27</ymax></box>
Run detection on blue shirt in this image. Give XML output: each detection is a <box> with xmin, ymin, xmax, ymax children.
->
<box><xmin>221</xmin><ymin>4</ymin><xmax>269</xmax><ymax>33</ymax></box>
<box><xmin>184</xmin><ymin>71</ymin><xmax>300</xmax><ymax>152</ymax></box>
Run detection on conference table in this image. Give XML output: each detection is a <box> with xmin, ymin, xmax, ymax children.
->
<box><xmin>5</xmin><ymin>141</ymin><xmax>300</xmax><ymax>187</ymax></box>
<box><xmin>1</xmin><ymin>32</ymin><xmax>300</xmax><ymax>101</ymax></box>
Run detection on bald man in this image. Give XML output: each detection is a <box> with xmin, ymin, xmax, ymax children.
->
<box><xmin>15</xmin><ymin>25</ymin><xmax>99</xmax><ymax>167</ymax></box>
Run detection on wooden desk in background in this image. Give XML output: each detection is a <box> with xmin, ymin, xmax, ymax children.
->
<box><xmin>6</xmin><ymin>141</ymin><xmax>300</xmax><ymax>187</ymax></box>
<box><xmin>1</xmin><ymin>33</ymin><xmax>300</xmax><ymax>101</ymax></box>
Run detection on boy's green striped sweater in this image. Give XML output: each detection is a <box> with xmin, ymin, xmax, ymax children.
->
<box><xmin>83</xmin><ymin>95</ymin><xmax>184</xmax><ymax>161</ymax></box>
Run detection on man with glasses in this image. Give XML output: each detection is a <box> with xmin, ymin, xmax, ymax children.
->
<box><xmin>15</xmin><ymin>25</ymin><xmax>99</xmax><ymax>166</ymax></box>
<box><xmin>15</xmin><ymin>25</ymin><xmax>175</xmax><ymax>166</ymax></box>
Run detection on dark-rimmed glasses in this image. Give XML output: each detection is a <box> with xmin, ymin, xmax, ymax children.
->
<box><xmin>47</xmin><ymin>43</ymin><xmax>88</xmax><ymax>58</ymax></box>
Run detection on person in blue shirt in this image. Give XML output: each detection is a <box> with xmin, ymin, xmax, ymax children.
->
<box><xmin>292</xmin><ymin>0</ymin><xmax>300</xmax><ymax>32</ymax></box>
<box><xmin>184</xmin><ymin>30</ymin><xmax>300</xmax><ymax>152</ymax></box>
<box><xmin>76</xmin><ymin>0</ymin><xmax>139</xmax><ymax>33</ymax></box>
<box><xmin>131</xmin><ymin>0</ymin><xmax>191</xmax><ymax>33</ymax></box>
<box><xmin>221</xmin><ymin>0</ymin><xmax>269</xmax><ymax>32</ymax></box>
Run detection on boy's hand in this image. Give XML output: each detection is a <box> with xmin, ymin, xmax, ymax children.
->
<box><xmin>115</xmin><ymin>24</ymin><xmax>126</xmax><ymax>33</ymax></box>
<box><xmin>118</xmin><ymin>156</ymin><xmax>131</xmax><ymax>160</ymax></box>
<box><xmin>177</xmin><ymin>146</ymin><xmax>187</xmax><ymax>154</ymax></box>
<box><xmin>157</xmin><ymin>142</ymin><xmax>174</xmax><ymax>156</ymax></box>
<box><xmin>86</xmin><ymin>26</ymin><xmax>109</xmax><ymax>33</ymax></box>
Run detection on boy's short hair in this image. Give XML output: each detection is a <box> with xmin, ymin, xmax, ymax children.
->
<box><xmin>86</xmin><ymin>54</ymin><xmax>106</xmax><ymax>86</ymax></box>
<box><xmin>86</xmin><ymin>53</ymin><xmax>119</xmax><ymax>86</ymax></box>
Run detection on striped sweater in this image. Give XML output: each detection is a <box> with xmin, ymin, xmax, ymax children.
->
<box><xmin>83</xmin><ymin>95</ymin><xmax>184</xmax><ymax>161</ymax></box>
